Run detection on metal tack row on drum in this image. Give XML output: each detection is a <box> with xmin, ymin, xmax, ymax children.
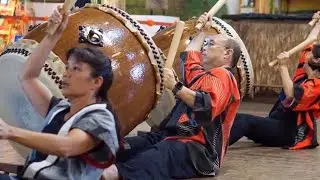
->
<box><xmin>0</xmin><ymin>4</ymin><xmax>253</xmax><ymax>158</ymax></box>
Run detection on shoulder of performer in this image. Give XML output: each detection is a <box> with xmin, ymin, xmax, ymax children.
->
<box><xmin>208</xmin><ymin>67</ymin><xmax>234</xmax><ymax>79</ymax></box>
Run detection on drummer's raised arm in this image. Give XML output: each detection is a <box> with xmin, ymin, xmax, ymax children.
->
<box><xmin>19</xmin><ymin>7</ymin><xmax>69</xmax><ymax>118</ymax></box>
<box><xmin>185</xmin><ymin>32</ymin><xmax>206</xmax><ymax>52</ymax></box>
<box><xmin>185</xmin><ymin>13</ymin><xmax>209</xmax><ymax>52</ymax></box>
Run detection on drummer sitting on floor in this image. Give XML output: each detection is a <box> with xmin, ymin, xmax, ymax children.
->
<box><xmin>0</xmin><ymin>7</ymin><xmax>122</xmax><ymax>180</ymax></box>
<box><xmin>103</xmin><ymin>12</ymin><xmax>241</xmax><ymax>179</ymax></box>
<box><xmin>229</xmin><ymin>11</ymin><xmax>320</xmax><ymax>150</ymax></box>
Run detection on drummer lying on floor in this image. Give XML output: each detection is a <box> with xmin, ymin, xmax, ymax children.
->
<box><xmin>0</xmin><ymin>7</ymin><xmax>122</xmax><ymax>180</ymax></box>
<box><xmin>229</xmin><ymin>12</ymin><xmax>320</xmax><ymax>150</ymax></box>
<box><xmin>103</xmin><ymin>12</ymin><xmax>241</xmax><ymax>179</ymax></box>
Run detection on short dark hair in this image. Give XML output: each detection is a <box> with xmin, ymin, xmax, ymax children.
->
<box><xmin>224</xmin><ymin>38</ymin><xmax>241</xmax><ymax>68</ymax></box>
<box><xmin>66</xmin><ymin>47</ymin><xmax>113</xmax><ymax>101</ymax></box>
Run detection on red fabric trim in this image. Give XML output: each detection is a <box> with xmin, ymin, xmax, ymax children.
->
<box><xmin>289</xmin><ymin>131</ymin><xmax>313</xmax><ymax>150</ymax></box>
<box><xmin>289</xmin><ymin>113</ymin><xmax>317</xmax><ymax>150</ymax></box>
<box><xmin>80</xmin><ymin>153</ymin><xmax>115</xmax><ymax>169</ymax></box>
<box><xmin>164</xmin><ymin>129</ymin><xmax>206</xmax><ymax>144</ymax></box>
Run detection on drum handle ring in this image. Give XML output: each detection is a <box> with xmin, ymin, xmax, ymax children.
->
<box><xmin>87</xmin><ymin>30</ymin><xmax>103</xmax><ymax>47</ymax></box>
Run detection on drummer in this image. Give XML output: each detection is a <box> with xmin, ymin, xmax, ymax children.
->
<box><xmin>229</xmin><ymin>11</ymin><xmax>320</xmax><ymax>150</ymax></box>
<box><xmin>103</xmin><ymin>12</ymin><xmax>241</xmax><ymax>179</ymax></box>
<box><xmin>0</xmin><ymin>7</ymin><xmax>122</xmax><ymax>180</ymax></box>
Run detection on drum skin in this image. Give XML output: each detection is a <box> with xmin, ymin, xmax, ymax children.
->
<box><xmin>152</xmin><ymin>18</ymin><xmax>254</xmax><ymax>98</ymax></box>
<box><xmin>23</xmin><ymin>5</ymin><xmax>164</xmax><ymax>135</ymax></box>
<box><xmin>0</xmin><ymin>40</ymin><xmax>66</xmax><ymax>158</ymax></box>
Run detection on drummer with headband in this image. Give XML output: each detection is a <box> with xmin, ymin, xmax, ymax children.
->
<box><xmin>0</xmin><ymin>7</ymin><xmax>122</xmax><ymax>180</ymax></box>
<box><xmin>229</xmin><ymin>11</ymin><xmax>320</xmax><ymax>150</ymax></box>
<box><xmin>103</xmin><ymin>12</ymin><xmax>241</xmax><ymax>179</ymax></box>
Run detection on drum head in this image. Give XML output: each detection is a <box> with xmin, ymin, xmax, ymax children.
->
<box><xmin>0</xmin><ymin>40</ymin><xmax>65</xmax><ymax>158</ymax></box>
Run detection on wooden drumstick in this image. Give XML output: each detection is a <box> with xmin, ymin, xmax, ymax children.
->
<box><xmin>46</xmin><ymin>0</ymin><xmax>73</xmax><ymax>35</ymax></box>
<box><xmin>268</xmin><ymin>37</ymin><xmax>317</xmax><ymax>67</ymax></box>
<box><xmin>309</xmin><ymin>18</ymin><xmax>319</xmax><ymax>27</ymax></box>
<box><xmin>195</xmin><ymin>0</ymin><xmax>227</xmax><ymax>31</ymax></box>
<box><xmin>165</xmin><ymin>21</ymin><xmax>185</xmax><ymax>68</ymax></box>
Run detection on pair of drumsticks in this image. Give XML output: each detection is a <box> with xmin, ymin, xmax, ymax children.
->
<box><xmin>268</xmin><ymin>15</ymin><xmax>320</xmax><ymax>67</ymax></box>
<box><xmin>165</xmin><ymin>0</ymin><xmax>227</xmax><ymax>69</ymax></box>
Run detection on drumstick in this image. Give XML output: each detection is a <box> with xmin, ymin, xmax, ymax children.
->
<box><xmin>309</xmin><ymin>18</ymin><xmax>319</xmax><ymax>27</ymax></box>
<box><xmin>195</xmin><ymin>0</ymin><xmax>227</xmax><ymax>31</ymax></box>
<box><xmin>268</xmin><ymin>37</ymin><xmax>317</xmax><ymax>67</ymax></box>
<box><xmin>165</xmin><ymin>21</ymin><xmax>185</xmax><ymax>68</ymax></box>
<box><xmin>46</xmin><ymin>0</ymin><xmax>73</xmax><ymax>35</ymax></box>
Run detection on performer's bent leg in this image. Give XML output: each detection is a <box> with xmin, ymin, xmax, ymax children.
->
<box><xmin>229</xmin><ymin>113</ymin><xmax>289</xmax><ymax>147</ymax></box>
<box><xmin>103</xmin><ymin>131</ymin><xmax>168</xmax><ymax>179</ymax></box>
<box><xmin>115</xmin><ymin>140</ymin><xmax>198</xmax><ymax>180</ymax></box>
<box><xmin>116</xmin><ymin>131</ymin><xmax>167</xmax><ymax>163</ymax></box>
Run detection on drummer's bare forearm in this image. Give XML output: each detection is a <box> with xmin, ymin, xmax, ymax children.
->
<box><xmin>185</xmin><ymin>32</ymin><xmax>206</xmax><ymax>52</ymax></box>
<box><xmin>20</xmin><ymin>33</ymin><xmax>62</xmax><ymax>79</ymax></box>
<box><xmin>176</xmin><ymin>86</ymin><xmax>196</xmax><ymax>108</ymax></box>
<box><xmin>19</xmin><ymin>34</ymin><xmax>62</xmax><ymax>117</ymax></box>
<box><xmin>279</xmin><ymin>65</ymin><xmax>294</xmax><ymax>97</ymax></box>
<box><xmin>8</xmin><ymin>126</ymin><xmax>98</xmax><ymax>157</ymax></box>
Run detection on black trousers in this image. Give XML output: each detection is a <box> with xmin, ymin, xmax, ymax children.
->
<box><xmin>115</xmin><ymin>132</ymin><xmax>199</xmax><ymax>180</ymax></box>
<box><xmin>229</xmin><ymin>113</ymin><xmax>296</xmax><ymax>147</ymax></box>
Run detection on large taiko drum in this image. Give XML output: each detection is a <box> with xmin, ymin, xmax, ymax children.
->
<box><xmin>0</xmin><ymin>4</ymin><xmax>165</xmax><ymax>158</ymax></box>
<box><xmin>146</xmin><ymin>17</ymin><xmax>254</xmax><ymax>127</ymax></box>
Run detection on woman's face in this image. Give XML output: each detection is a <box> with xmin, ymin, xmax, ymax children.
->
<box><xmin>61</xmin><ymin>56</ymin><xmax>102</xmax><ymax>99</ymax></box>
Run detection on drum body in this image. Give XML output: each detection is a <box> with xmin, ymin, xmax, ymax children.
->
<box><xmin>0</xmin><ymin>4</ymin><xmax>164</xmax><ymax>157</ymax></box>
<box><xmin>147</xmin><ymin>17</ymin><xmax>254</xmax><ymax>127</ymax></box>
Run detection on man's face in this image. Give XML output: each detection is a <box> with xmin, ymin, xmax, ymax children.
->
<box><xmin>308</xmin><ymin>46</ymin><xmax>320</xmax><ymax>67</ymax></box>
<box><xmin>304</xmin><ymin>50</ymin><xmax>320</xmax><ymax>78</ymax></box>
<box><xmin>308</xmin><ymin>44</ymin><xmax>320</xmax><ymax>68</ymax></box>
<box><xmin>201</xmin><ymin>35</ymin><xmax>230</xmax><ymax>69</ymax></box>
